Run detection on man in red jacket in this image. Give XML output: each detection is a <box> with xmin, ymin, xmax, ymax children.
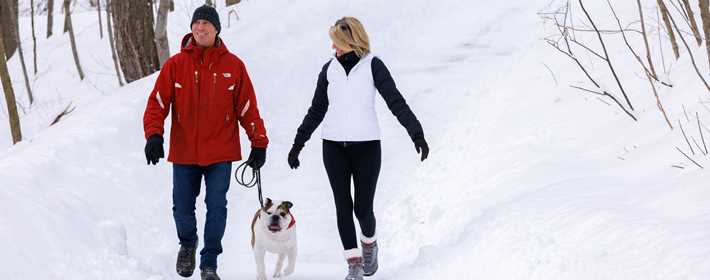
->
<box><xmin>142</xmin><ymin>5</ymin><xmax>268</xmax><ymax>280</ymax></box>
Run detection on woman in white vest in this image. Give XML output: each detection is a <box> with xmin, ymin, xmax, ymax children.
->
<box><xmin>288</xmin><ymin>17</ymin><xmax>429</xmax><ymax>280</ymax></box>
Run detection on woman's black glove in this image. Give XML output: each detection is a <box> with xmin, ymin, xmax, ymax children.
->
<box><xmin>246</xmin><ymin>147</ymin><xmax>266</xmax><ymax>170</ymax></box>
<box><xmin>288</xmin><ymin>144</ymin><xmax>304</xmax><ymax>169</ymax></box>
<box><xmin>414</xmin><ymin>137</ymin><xmax>429</xmax><ymax>162</ymax></box>
<box><xmin>144</xmin><ymin>134</ymin><xmax>164</xmax><ymax>165</ymax></box>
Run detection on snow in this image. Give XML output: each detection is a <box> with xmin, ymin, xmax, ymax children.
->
<box><xmin>1</xmin><ymin>0</ymin><xmax>710</xmax><ymax>279</ymax></box>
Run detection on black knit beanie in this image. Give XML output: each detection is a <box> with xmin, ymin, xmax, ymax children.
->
<box><xmin>191</xmin><ymin>5</ymin><xmax>221</xmax><ymax>34</ymax></box>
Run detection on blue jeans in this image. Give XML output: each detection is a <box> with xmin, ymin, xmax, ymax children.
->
<box><xmin>172</xmin><ymin>161</ymin><xmax>232</xmax><ymax>269</ymax></box>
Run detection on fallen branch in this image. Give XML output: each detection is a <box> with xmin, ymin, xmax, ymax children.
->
<box><xmin>50</xmin><ymin>102</ymin><xmax>76</xmax><ymax>126</ymax></box>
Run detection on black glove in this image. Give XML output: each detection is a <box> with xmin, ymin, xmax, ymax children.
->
<box><xmin>288</xmin><ymin>144</ymin><xmax>303</xmax><ymax>169</ymax></box>
<box><xmin>414</xmin><ymin>137</ymin><xmax>429</xmax><ymax>162</ymax></box>
<box><xmin>246</xmin><ymin>147</ymin><xmax>266</xmax><ymax>170</ymax></box>
<box><xmin>144</xmin><ymin>134</ymin><xmax>164</xmax><ymax>165</ymax></box>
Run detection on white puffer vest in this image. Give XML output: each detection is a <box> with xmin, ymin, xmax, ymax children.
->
<box><xmin>321</xmin><ymin>54</ymin><xmax>380</xmax><ymax>141</ymax></box>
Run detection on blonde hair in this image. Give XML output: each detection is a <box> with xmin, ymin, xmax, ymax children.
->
<box><xmin>329</xmin><ymin>17</ymin><xmax>370</xmax><ymax>57</ymax></box>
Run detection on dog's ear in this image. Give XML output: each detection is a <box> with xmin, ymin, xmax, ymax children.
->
<box><xmin>283</xmin><ymin>201</ymin><xmax>293</xmax><ymax>210</ymax></box>
<box><xmin>265</xmin><ymin>198</ymin><xmax>273</xmax><ymax>209</ymax></box>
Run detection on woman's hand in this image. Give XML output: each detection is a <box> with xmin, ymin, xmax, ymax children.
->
<box><xmin>414</xmin><ymin>137</ymin><xmax>429</xmax><ymax>162</ymax></box>
<box><xmin>288</xmin><ymin>144</ymin><xmax>304</xmax><ymax>169</ymax></box>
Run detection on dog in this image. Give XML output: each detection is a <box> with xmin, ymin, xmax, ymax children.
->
<box><xmin>251</xmin><ymin>198</ymin><xmax>297</xmax><ymax>280</ymax></box>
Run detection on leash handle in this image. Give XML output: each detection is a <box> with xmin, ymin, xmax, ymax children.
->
<box><xmin>234</xmin><ymin>161</ymin><xmax>265</xmax><ymax>210</ymax></box>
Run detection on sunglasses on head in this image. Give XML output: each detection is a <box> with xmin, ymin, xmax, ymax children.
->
<box><xmin>335</xmin><ymin>19</ymin><xmax>352</xmax><ymax>36</ymax></box>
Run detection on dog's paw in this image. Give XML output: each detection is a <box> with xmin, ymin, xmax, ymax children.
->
<box><xmin>256</xmin><ymin>274</ymin><xmax>268</xmax><ymax>280</ymax></box>
<box><xmin>273</xmin><ymin>271</ymin><xmax>283</xmax><ymax>278</ymax></box>
<box><xmin>283</xmin><ymin>267</ymin><xmax>294</xmax><ymax>276</ymax></box>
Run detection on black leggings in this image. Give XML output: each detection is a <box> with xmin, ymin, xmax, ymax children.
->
<box><xmin>323</xmin><ymin>139</ymin><xmax>381</xmax><ymax>250</ymax></box>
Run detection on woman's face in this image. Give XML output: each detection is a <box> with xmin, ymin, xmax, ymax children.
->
<box><xmin>332</xmin><ymin>42</ymin><xmax>352</xmax><ymax>57</ymax></box>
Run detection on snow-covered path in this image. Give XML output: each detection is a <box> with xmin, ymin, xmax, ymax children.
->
<box><xmin>1</xmin><ymin>0</ymin><xmax>710</xmax><ymax>279</ymax></box>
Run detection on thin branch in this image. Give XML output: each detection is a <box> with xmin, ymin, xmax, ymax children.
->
<box><xmin>679</xmin><ymin>120</ymin><xmax>696</xmax><ymax>155</ymax></box>
<box><xmin>579</xmin><ymin>0</ymin><xmax>634</xmax><ymax>110</ymax></box>
<box><xmin>570</xmin><ymin>85</ymin><xmax>638</xmax><ymax>121</ymax></box>
<box><xmin>543</xmin><ymin>63</ymin><xmax>559</xmax><ymax>86</ymax></box>
<box><xmin>698</xmin><ymin>112</ymin><xmax>708</xmax><ymax>154</ymax></box>
<box><xmin>647</xmin><ymin>71</ymin><xmax>673</xmax><ymax>129</ymax></box>
<box><xmin>676</xmin><ymin>146</ymin><xmax>704</xmax><ymax>168</ymax></box>
<box><xmin>667</xmin><ymin>7</ymin><xmax>710</xmax><ymax>91</ymax></box>
<box><xmin>691</xmin><ymin>136</ymin><xmax>706</xmax><ymax>155</ymax></box>
<box><xmin>569</xmin><ymin>38</ymin><xmax>606</xmax><ymax>60</ymax></box>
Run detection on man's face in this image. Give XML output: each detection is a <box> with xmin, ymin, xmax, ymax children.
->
<box><xmin>192</xmin><ymin>19</ymin><xmax>217</xmax><ymax>48</ymax></box>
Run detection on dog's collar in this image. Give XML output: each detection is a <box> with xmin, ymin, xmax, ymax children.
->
<box><xmin>287</xmin><ymin>215</ymin><xmax>296</xmax><ymax>229</ymax></box>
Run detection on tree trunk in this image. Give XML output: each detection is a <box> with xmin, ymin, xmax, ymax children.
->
<box><xmin>700</xmin><ymin>0</ymin><xmax>710</xmax><ymax>72</ymax></box>
<box><xmin>226</xmin><ymin>0</ymin><xmax>241</xmax><ymax>7</ymax></box>
<box><xmin>64</xmin><ymin>0</ymin><xmax>84</xmax><ymax>80</ymax></box>
<box><xmin>106</xmin><ymin>0</ymin><xmax>123</xmax><ymax>86</ymax></box>
<box><xmin>169</xmin><ymin>0</ymin><xmax>174</xmax><ymax>11</ymax></box>
<box><xmin>63</xmin><ymin>0</ymin><xmax>69</xmax><ymax>33</ymax></box>
<box><xmin>659</xmin><ymin>0</ymin><xmax>681</xmax><ymax>59</ymax></box>
<box><xmin>31</xmin><ymin>0</ymin><xmax>38</xmax><ymax>74</ymax></box>
<box><xmin>0</xmin><ymin>0</ymin><xmax>18</xmax><ymax>59</ymax></box>
<box><xmin>638</xmin><ymin>0</ymin><xmax>658</xmax><ymax>78</ymax></box>
<box><xmin>681</xmin><ymin>0</ymin><xmax>703</xmax><ymax>46</ymax></box>
<box><xmin>97</xmin><ymin>0</ymin><xmax>103</xmax><ymax>39</ymax></box>
<box><xmin>46</xmin><ymin>0</ymin><xmax>54</xmax><ymax>38</ymax></box>
<box><xmin>0</xmin><ymin>23</ymin><xmax>22</xmax><ymax>144</ymax></box>
<box><xmin>155</xmin><ymin>0</ymin><xmax>171</xmax><ymax>67</ymax></box>
<box><xmin>6</xmin><ymin>0</ymin><xmax>34</xmax><ymax>105</ymax></box>
<box><xmin>111</xmin><ymin>0</ymin><xmax>160</xmax><ymax>83</ymax></box>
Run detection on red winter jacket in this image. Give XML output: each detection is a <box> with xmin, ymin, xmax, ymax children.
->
<box><xmin>143</xmin><ymin>33</ymin><xmax>268</xmax><ymax>166</ymax></box>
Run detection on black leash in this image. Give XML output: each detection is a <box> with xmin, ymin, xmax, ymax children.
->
<box><xmin>234</xmin><ymin>161</ymin><xmax>264</xmax><ymax>210</ymax></box>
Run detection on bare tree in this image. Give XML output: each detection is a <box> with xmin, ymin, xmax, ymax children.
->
<box><xmin>659</xmin><ymin>0</ymin><xmax>681</xmax><ymax>59</ymax></box>
<box><xmin>0</xmin><ymin>0</ymin><xmax>18</xmax><ymax>58</ymax></box>
<box><xmin>700</xmin><ymin>0</ymin><xmax>710</xmax><ymax>71</ymax></box>
<box><xmin>47</xmin><ymin>0</ymin><xmax>54</xmax><ymax>38</ymax></box>
<box><xmin>31</xmin><ymin>0</ymin><xmax>38</xmax><ymax>74</ymax></box>
<box><xmin>638</xmin><ymin>0</ymin><xmax>658</xmax><ymax>79</ymax></box>
<box><xmin>544</xmin><ymin>2</ymin><xmax>637</xmax><ymax>121</ymax></box>
<box><xmin>111</xmin><ymin>0</ymin><xmax>160</xmax><ymax>83</ymax></box>
<box><xmin>64</xmin><ymin>0</ymin><xmax>84</xmax><ymax>80</ymax></box>
<box><xmin>97</xmin><ymin>0</ymin><xmax>103</xmax><ymax>39</ymax></box>
<box><xmin>7</xmin><ymin>0</ymin><xmax>34</xmax><ymax>105</ymax></box>
<box><xmin>0</xmin><ymin>24</ymin><xmax>22</xmax><ymax>144</ymax></box>
<box><xmin>579</xmin><ymin>0</ymin><xmax>634</xmax><ymax>111</ymax></box>
<box><xmin>607</xmin><ymin>0</ymin><xmax>672</xmax><ymax>127</ymax></box>
<box><xmin>106</xmin><ymin>0</ymin><xmax>123</xmax><ymax>86</ymax></box>
<box><xmin>681</xmin><ymin>0</ymin><xmax>703</xmax><ymax>46</ymax></box>
<box><xmin>668</xmin><ymin>6</ymin><xmax>710</xmax><ymax>91</ymax></box>
<box><xmin>155</xmin><ymin>0</ymin><xmax>171</xmax><ymax>67</ymax></box>
<box><xmin>63</xmin><ymin>2</ymin><xmax>68</xmax><ymax>33</ymax></box>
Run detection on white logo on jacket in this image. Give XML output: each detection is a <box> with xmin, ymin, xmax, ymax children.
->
<box><xmin>251</xmin><ymin>198</ymin><xmax>297</xmax><ymax>280</ymax></box>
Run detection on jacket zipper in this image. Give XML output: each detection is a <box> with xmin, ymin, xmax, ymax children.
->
<box><xmin>194</xmin><ymin>69</ymin><xmax>200</xmax><ymax>162</ymax></box>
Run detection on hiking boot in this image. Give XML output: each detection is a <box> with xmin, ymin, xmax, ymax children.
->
<box><xmin>345</xmin><ymin>257</ymin><xmax>364</xmax><ymax>280</ymax></box>
<box><xmin>362</xmin><ymin>241</ymin><xmax>379</xmax><ymax>276</ymax></box>
<box><xmin>201</xmin><ymin>267</ymin><xmax>221</xmax><ymax>280</ymax></box>
<box><xmin>176</xmin><ymin>242</ymin><xmax>197</xmax><ymax>277</ymax></box>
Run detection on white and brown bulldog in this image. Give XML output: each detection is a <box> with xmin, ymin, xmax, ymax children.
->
<box><xmin>251</xmin><ymin>198</ymin><xmax>297</xmax><ymax>280</ymax></box>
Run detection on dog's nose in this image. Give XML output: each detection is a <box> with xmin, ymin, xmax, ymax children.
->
<box><xmin>270</xmin><ymin>215</ymin><xmax>280</xmax><ymax>222</ymax></box>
